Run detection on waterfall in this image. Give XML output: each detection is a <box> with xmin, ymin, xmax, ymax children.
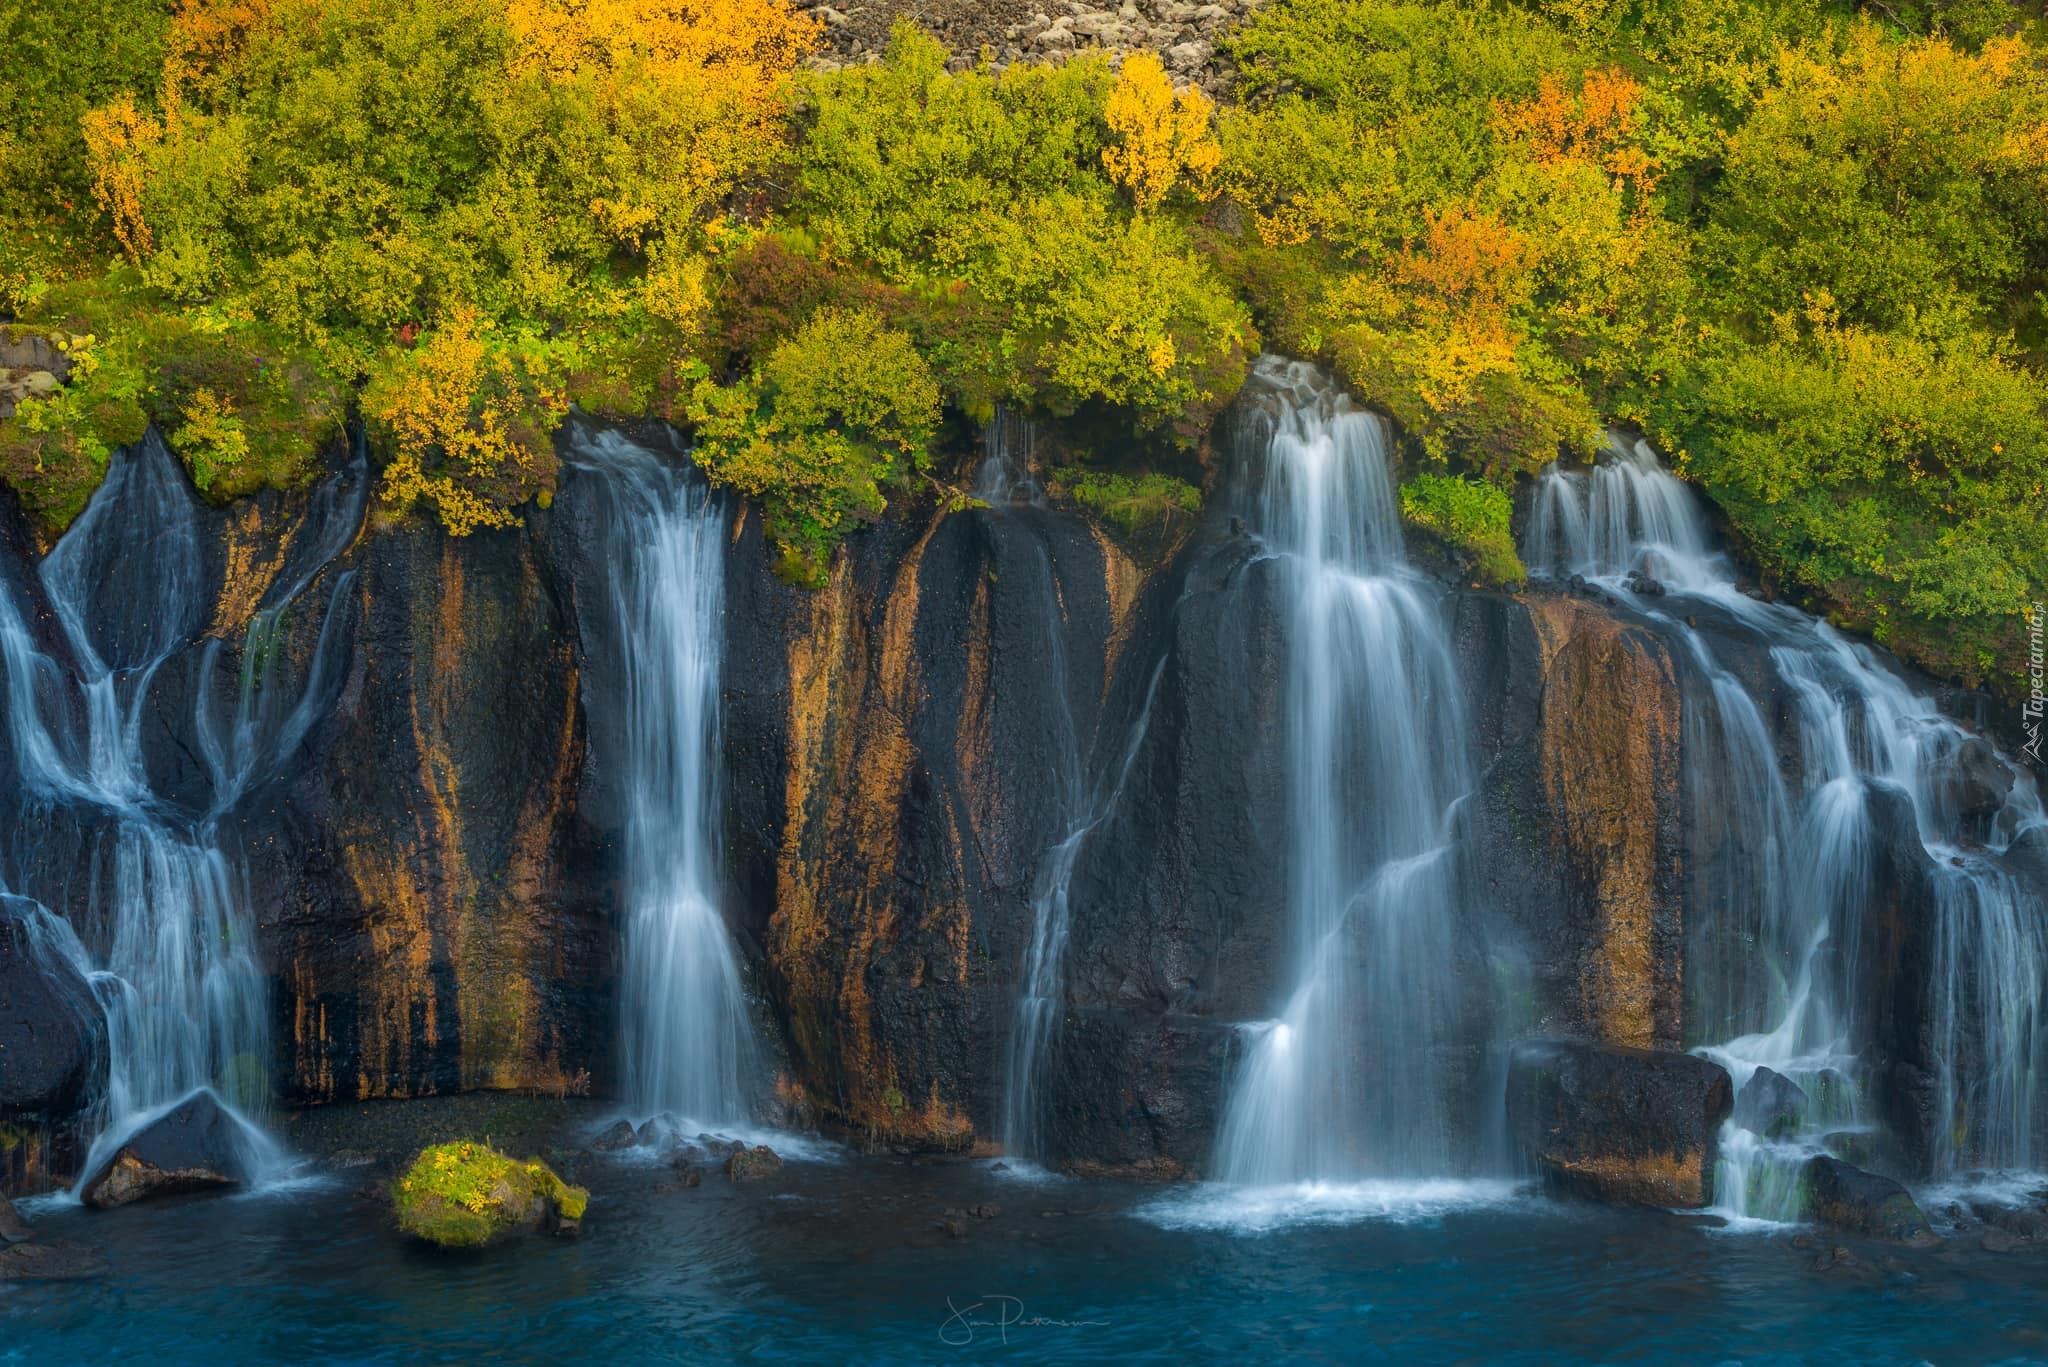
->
<box><xmin>0</xmin><ymin>431</ymin><xmax>364</xmax><ymax>1185</ymax></box>
<box><xmin>974</xmin><ymin>407</ymin><xmax>1041</xmax><ymax>507</ymax></box>
<box><xmin>572</xmin><ymin>428</ymin><xmax>757</xmax><ymax>1129</ymax></box>
<box><xmin>1210</xmin><ymin>358</ymin><xmax>1474</xmax><ymax>1187</ymax></box>
<box><xmin>1527</xmin><ymin>436</ymin><xmax>2047</xmax><ymax>1213</ymax></box>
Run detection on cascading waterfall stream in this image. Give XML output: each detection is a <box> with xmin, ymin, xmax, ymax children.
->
<box><xmin>1526</xmin><ymin>435</ymin><xmax>2047</xmax><ymax>1218</ymax></box>
<box><xmin>974</xmin><ymin>407</ymin><xmax>1042</xmax><ymax>507</ymax></box>
<box><xmin>1210</xmin><ymin>359</ymin><xmax>1475</xmax><ymax>1191</ymax></box>
<box><xmin>574</xmin><ymin>428</ymin><xmax>757</xmax><ymax>1131</ymax></box>
<box><xmin>1000</xmin><ymin>653</ymin><xmax>1166</xmax><ymax>1165</ymax></box>
<box><xmin>0</xmin><ymin>432</ymin><xmax>364</xmax><ymax>1187</ymax></box>
<box><xmin>993</xmin><ymin>539</ymin><xmax>1088</xmax><ymax>1163</ymax></box>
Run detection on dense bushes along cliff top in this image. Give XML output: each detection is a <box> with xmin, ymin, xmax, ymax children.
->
<box><xmin>0</xmin><ymin>0</ymin><xmax>2044</xmax><ymax>688</ymax></box>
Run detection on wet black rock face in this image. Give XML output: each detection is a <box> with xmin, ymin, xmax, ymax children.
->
<box><xmin>0</xmin><ymin>897</ymin><xmax>107</xmax><ymax>1193</ymax></box>
<box><xmin>246</xmin><ymin>486</ymin><xmax>614</xmax><ymax>1107</ymax></box>
<box><xmin>1733</xmin><ymin>1067</ymin><xmax>1809</xmax><ymax>1141</ymax></box>
<box><xmin>0</xmin><ymin>407</ymin><xmax>2039</xmax><ymax>1198</ymax></box>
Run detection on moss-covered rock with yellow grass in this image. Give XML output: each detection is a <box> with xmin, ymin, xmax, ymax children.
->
<box><xmin>391</xmin><ymin>1141</ymin><xmax>588</xmax><ymax>1249</ymax></box>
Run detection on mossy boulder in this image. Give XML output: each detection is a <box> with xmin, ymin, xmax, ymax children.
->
<box><xmin>391</xmin><ymin>1141</ymin><xmax>588</xmax><ymax>1249</ymax></box>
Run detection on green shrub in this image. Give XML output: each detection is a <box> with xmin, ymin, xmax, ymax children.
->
<box><xmin>687</xmin><ymin>307</ymin><xmax>942</xmax><ymax>583</ymax></box>
<box><xmin>1646</xmin><ymin>313</ymin><xmax>2046</xmax><ymax>681</ymax></box>
<box><xmin>793</xmin><ymin>25</ymin><xmax>1114</xmax><ymax>278</ymax></box>
<box><xmin>1399</xmin><ymin>472</ymin><xmax>1527</xmax><ymax>584</ymax></box>
<box><xmin>794</xmin><ymin>29</ymin><xmax>1256</xmax><ymax>435</ymax></box>
<box><xmin>1051</xmin><ymin>466</ymin><xmax>1203</xmax><ymax>536</ymax></box>
<box><xmin>0</xmin><ymin>0</ymin><xmax>169</xmax><ymax>307</ymax></box>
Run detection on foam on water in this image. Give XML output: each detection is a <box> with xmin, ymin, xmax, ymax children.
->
<box><xmin>1139</xmin><ymin>1178</ymin><xmax>1531</xmax><ymax>1234</ymax></box>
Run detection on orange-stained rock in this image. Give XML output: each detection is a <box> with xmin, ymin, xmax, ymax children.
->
<box><xmin>1526</xmin><ymin>595</ymin><xmax>1686</xmax><ymax>1050</ymax></box>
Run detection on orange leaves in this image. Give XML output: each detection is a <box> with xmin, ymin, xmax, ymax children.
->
<box><xmin>1386</xmin><ymin>207</ymin><xmax>1531</xmax><ymax>410</ymax></box>
<box><xmin>1102</xmin><ymin>52</ymin><xmax>1221</xmax><ymax>211</ymax></box>
<box><xmin>1332</xmin><ymin>204</ymin><xmax>1534</xmax><ymax>414</ymax></box>
<box><xmin>1394</xmin><ymin>204</ymin><xmax>1534</xmax><ymax>322</ymax></box>
<box><xmin>1496</xmin><ymin>68</ymin><xmax>1658</xmax><ymax>193</ymax></box>
<box><xmin>504</xmin><ymin>0</ymin><xmax>818</xmax><ymax>81</ymax></box>
<box><xmin>80</xmin><ymin>98</ymin><xmax>164</xmax><ymax>262</ymax></box>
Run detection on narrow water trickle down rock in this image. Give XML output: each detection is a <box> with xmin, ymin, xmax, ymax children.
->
<box><xmin>0</xmin><ymin>432</ymin><xmax>366</xmax><ymax>1193</ymax></box>
<box><xmin>1195</xmin><ymin>359</ymin><xmax>1489</xmax><ymax>1213</ymax></box>
<box><xmin>573</xmin><ymin>428</ymin><xmax>758</xmax><ymax>1131</ymax></box>
<box><xmin>1527</xmin><ymin>437</ymin><xmax>2048</xmax><ymax>1221</ymax></box>
<box><xmin>999</xmin><ymin>652</ymin><xmax>1167</xmax><ymax>1165</ymax></box>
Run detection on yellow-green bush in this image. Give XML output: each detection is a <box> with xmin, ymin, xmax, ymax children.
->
<box><xmin>0</xmin><ymin>0</ymin><xmax>2041</xmax><ymax>696</ymax></box>
<box><xmin>0</xmin><ymin>272</ymin><xmax>341</xmax><ymax>529</ymax></box>
<box><xmin>793</xmin><ymin>27</ymin><xmax>1256</xmax><ymax>436</ymax></box>
<box><xmin>0</xmin><ymin>0</ymin><xmax>169</xmax><ymax>308</ymax></box>
<box><xmin>687</xmin><ymin>307</ymin><xmax>941</xmax><ymax>583</ymax></box>
<box><xmin>362</xmin><ymin>307</ymin><xmax>568</xmax><ymax>536</ymax></box>
<box><xmin>1051</xmin><ymin>466</ymin><xmax>1203</xmax><ymax>537</ymax></box>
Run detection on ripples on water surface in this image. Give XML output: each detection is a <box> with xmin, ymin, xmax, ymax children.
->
<box><xmin>6</xmin><ymin>1153</ymin><xmax>2048</xmax><ymax>1365</ymax></box>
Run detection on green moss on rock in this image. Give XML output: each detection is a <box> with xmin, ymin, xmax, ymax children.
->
<box><xmin>391</xmin><ymin>1141</ymin><xmax>587</xmax><ymax>1249</ymax></box>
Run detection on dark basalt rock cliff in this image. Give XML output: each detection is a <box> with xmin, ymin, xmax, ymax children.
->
<box><xmin>0</xmin><ymin>407</ymin><xmax>2040</xmax><ymax>1196</ymax></box>
<box><xmin>720</xmin><ymin>493</ymin><xmax>1136</xmax><ymax>1146</ymax></box>
<box><xmin>247</xmin><ymin>502</ymin><xmax>613</xmax><ymax>1107</ymax></box>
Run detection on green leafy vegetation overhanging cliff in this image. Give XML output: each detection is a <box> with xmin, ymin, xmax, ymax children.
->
<box><xmin>0</xmin><ymin>0</ymin><xmax>2043</xmax><ymax>689</ymax></box>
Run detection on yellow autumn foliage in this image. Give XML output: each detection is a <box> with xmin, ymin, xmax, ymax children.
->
<box><xmin>1102</xmin><ymin>52</ymin><xmax>1221</xmax><ymax>211</ymax></box>
<box><xmin>79</xmin><ymin>96</ymin><xmax>163</xmax><ymax>261</ymax></box>
<box><xmin>363</xmin><ymin>306</ymin><xmax>566</xmax><ymax>535</ymax></box>
<box><xmin>1337</xmin><ymin>205</ymin><xmax>1534</xmax><ymax>410</ymax></box>
<box><xmin>504</xmin><ymin>0</ymin><xmax>820</xmax><ymax>248</ymax></box>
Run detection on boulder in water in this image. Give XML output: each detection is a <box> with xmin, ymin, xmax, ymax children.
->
<box><xmin>1506</xmin><ymin>1039</ymin><xmax>1733</xmax><ymax>1208</ymax></box>
<box><xmin>1970</xmin><ymin>1201</ymin><xmax>2048</xmax><ymax>1243</ymax></box>
<box><xmin>1820</xmin><ymin>1130</ymin><xmax>1881</xmax><ymax>1169</ymax></box>
<box><xmin>0</xmin><ymin>1239</ymin><xmax>107</xmax><ymax>1282</ymax></box>
<box><xmin>1982</xmin><ymin>1227</ymin><xmax>2040</xmax><ymax>1254</ymax></box>
<box><xmin>1623</xmin><ymin>571</ymin><xmax>1666</xmax><ymax>597</ymax></box>
<box><xmin>1800</xmin><ymin>1156</ymin><xmax>1937</xmax><ymax>1245</ymax></box>
<box><xmin>589</xmin><ymin>1120</ymin><xmax>636</xmax><ymax>1152</ymax></box>
<box><xmin>1732</xmin><ymin>1067</ymin><xmax>1808</xmax><ymax>1139</ymax></box>
<box><xmin>81</xmin><ymin>1091</ymin><xmax>257</xmax><ymax>1209</ymax></box>
<box><xmin>725</xmin><ymin>1145</ymin><xmax>783</xmax><ymax>1183</ymax></box>
<box><xmin>392</xmin><ymin>1141</ymin><xmax>588</xmax><ymax>1248</ymax></box>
